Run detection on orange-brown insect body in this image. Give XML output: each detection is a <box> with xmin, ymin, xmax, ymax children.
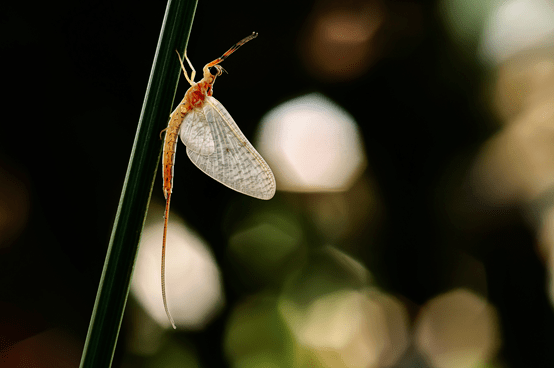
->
<box><xmin>160</xmin><ymin>32</ymin><xmax>259</xmax><ymax>329</ymax></box>
<box><xmin>162</xmin><ymin>79</ymin><xmax>217</xmax><ymax>199</ymax></box>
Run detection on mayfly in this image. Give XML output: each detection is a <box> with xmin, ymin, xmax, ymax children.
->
<box><xmin>161</xmin><ymin>32</ymin><xmax>276</xmax><ymax>328</ymax></box>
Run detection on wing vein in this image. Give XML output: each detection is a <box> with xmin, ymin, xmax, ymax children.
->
<box><xmin>184</xmin><ymin>96</ymin><xmax>276</xmax><ymax>199</ymax></box>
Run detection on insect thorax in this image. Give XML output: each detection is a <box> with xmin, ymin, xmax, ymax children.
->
<box><xmin>185</xmin><ymin>82</ymin><xmax>214</xmax><ymax>109</ymax></box>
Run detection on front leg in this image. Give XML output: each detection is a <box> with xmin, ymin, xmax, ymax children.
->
<box><xmin>176</xmin><ymin>50</ymin><xmax>194</xmax><ymax>86</ymax></box>
<box><xmin>184</xmin><ymin>49</ymin><xmax>196</xmax><ymax>83</ymax></box>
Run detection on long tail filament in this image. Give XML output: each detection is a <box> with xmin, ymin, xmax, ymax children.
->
<box><xmin>162</xmin><ymin>192</ymin><xmax>177</xmax><ymax>329</ymax></box>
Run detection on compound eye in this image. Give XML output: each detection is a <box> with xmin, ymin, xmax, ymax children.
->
<box><xmin>208</xmin><ymin>66</ymin><xmax>219</xmax><ymax>76</ymax></box>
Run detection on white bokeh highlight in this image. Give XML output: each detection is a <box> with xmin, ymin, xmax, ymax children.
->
<box><xmin>479</xmin><ymin>0</ymin><xmax>554</xmax><ymax>65</ymax></box>
<box><xmin>279</xmin><ymin>288</ymin><xmax>410</xmax><ymax>368</ymax></box>
<box><xmin>131</xmin><ymin>202</ymin><xmax>225</xmax><ymax>330</ymax></box>
<box><xmin>415</xmin><ymin>289</ymin><xmax>501</xmax><ymax>368</ymax></box>
<box><xmin>256</xmin><ymin>93</ymin><xmax>366</xmax><ymax>193</ymax></box>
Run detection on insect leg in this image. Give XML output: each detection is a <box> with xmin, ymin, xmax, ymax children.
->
<box><xmin>184</xmin><ymin>49</ymin><xmax>196</xmax><ymax>83</ymax></box>
<box><xmin>175</xmin><ymin>50</ymin><xmax>194</xmax><ymax>86</ymax></box>
<box><xmin>159</xmin><ymin>127</ymin><xmax>169</xmax><ymax>140</ymax></box>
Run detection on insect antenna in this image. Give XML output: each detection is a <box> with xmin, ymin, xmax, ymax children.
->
<box><xmin>207</xmin><ymin>32</ymin><xmax>258</xmax><ymax>67</ymax></box>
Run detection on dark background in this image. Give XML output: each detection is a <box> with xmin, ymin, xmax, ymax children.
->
<box><xmin>1</xmin><ymin>0</ymin><xmax>554</xmax><ymax>367</ymax></box>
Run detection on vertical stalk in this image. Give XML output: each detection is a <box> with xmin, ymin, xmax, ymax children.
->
<box><xmin>79</xmin><ymin>0</ymin><xmax>198</xmax><ymax>367</ymax></box>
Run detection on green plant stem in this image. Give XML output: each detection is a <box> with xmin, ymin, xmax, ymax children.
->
<box><xmin>79</xmin><ymin>1</ymin><xmax>197</xmax><ymax>367</ymax></box>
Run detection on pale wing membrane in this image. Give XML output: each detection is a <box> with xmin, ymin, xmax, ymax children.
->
<box><xmin>186</xmin><ymin>96</ymin><xmax>276</xmax><ymax>200</ymax></box>
<box><xmin>179</xmin><ymin>107</ymin><xmax>216</xmax><ymax>156</ymax></box>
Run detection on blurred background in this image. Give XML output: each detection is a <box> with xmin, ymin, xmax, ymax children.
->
<box><xmin>2</xmin><ymin>0</ymin><xmax>554</xmax><ymax>366</ymax></box>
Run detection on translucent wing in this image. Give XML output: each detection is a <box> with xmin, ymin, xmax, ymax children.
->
<box><xmin>179</xmin><ymin>105</ymin><xmax>216</xmax><ymax>155</ymax></box>
<box><xmin>182</xmin><ymin>96</ymin><xmax>276</xmax><ymax>200</ymax></box>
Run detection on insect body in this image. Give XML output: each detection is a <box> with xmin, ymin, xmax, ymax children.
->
<box><xmin>161</xmin><ymin>32</ymin><xmax>276</xmax><ymax>328</ymax></box>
